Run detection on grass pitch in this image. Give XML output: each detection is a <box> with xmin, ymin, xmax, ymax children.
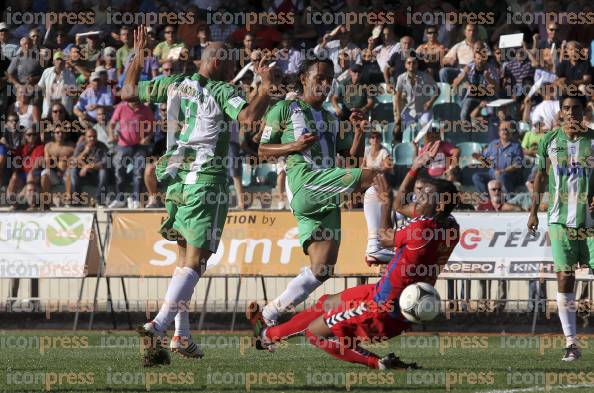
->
<box><xmin>1</xmin><ymin>331</ymin><xmax>593</xmax><ymax>392</ymax></box>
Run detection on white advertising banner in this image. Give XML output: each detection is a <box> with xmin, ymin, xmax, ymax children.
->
<box><xmin>0</xmin><ymin>212</ymin><xmax>99</xmax><ymax>278</ymax></box>
<box><xmin>445</xmin><ymin>213</ymin><xmax>594</xmax><ymax>280</ymax></box>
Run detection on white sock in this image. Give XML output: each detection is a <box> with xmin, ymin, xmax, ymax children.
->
<box><xmin>364</xmin><ymin>186</ymin><xmax>382</xmax><ymax>255</ymax></box>
<box><xmin>556</xmin><ymin>292</ymin><xmax>577</xmax><ymax>346</ymax></box>
<box><xmin>263</xmin><ymin>267</ymin><xmax>322</xmax><ymax>322</ymax></box>
<box><xmin>152</xmin><ymin>267</ymin><xmax>200</xmax><ymax>332</ymax></box>
<box><xmin>174</xmin><ymin>310</ymin><xmax>191</xmax><ymax>338</ymax></box>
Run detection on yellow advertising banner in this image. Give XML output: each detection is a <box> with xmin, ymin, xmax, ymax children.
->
<box><xmin>105</xmin><ymin>211</ymin><xmax>380</xmax><ymax>277</ymax></box>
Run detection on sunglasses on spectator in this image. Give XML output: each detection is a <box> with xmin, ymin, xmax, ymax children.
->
<box><xmin>549</xmin><ymin>27</ymin><xmax>558</xmax><ymax>31</ymax></box>
<box><xmin>163</xmin><ymin>68</ymin><xmax>171</xmax><ymax>72</ymax></box>
<box><xmin>25</xmin><ymin>133</ymin><xmax>34</xmax><ymax>136</ymax></box>
<box><xmin>165</xmin><ymin>30</ymin><xmax>174</xmax><ymax>34</ymax></box>
<box><xmin>426</xmin><ymin>30</ymin><xmax>436</xmax><ymax>34</ymax></box>
<box><xmin>489</xmin><ymin>188</ymin><xmax>501</xmax><ymax>191</ymax></box>
<box><xmin>52</xmin><ymin>109</ymin><xmax>63</xmax><ymax>113</ymax></box>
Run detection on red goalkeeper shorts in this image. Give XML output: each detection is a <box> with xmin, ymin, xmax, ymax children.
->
<box><xmin>323</xmin><ymin>284</ymin><xmax>410</xmax><ymax>342</ymax></box>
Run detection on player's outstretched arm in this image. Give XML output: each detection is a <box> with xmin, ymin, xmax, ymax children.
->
<box><xmin>121</xmin><ymin>26</ymin><xmax>147</xmax><ymax>102</ymax></box>
<box><xmin>237</xmin><ymin>56</ymin><xmax>277</xmax><ymax>133</ymax></box>
<box><xmin>394</xmin><ymin>141</ymin><xmax>439</xmax><ymax>216</ymax></box>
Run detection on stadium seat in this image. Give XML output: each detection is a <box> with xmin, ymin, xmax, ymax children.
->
<box><xmin>434</xmin><ymin>82</ymin><xmax>454</xmax><ymax>105</ymax></box>
<box><xmin>518</xmin><ymin>121</ymin><xmax>531</xmax><ymax>134</ymax></box>
<box><xmin>445</xmin><ymin>130</ymin><xmax>468</xmax><ymax>146</ymax></box>
<box><xmin>433</xmin><ymin>102</ymin><xmax>461</xmax><ymax>123</ymax></box>
<box><xmin>457</xmin><ymin>142</ymin><xmax>484</xmax><ymax>168</ymax></box>
<box><xmin>402</xmin><ymin>124</ymin><xmax>417</xmax><ymax>144</ymax></box>
<box><xmin>392</xmin><ymin>142</ymin><xmax>415</xmax><ymax>166</ymax></box>
<box><xmin>370</xmin><ymin>103</ymin><xmax>394</xmax><ymax>123</ymax></box>
<box><xmin>241</xmin><ymin>164</ymin><xmax>253</xmax><ymax>187</ymax></box>
<box><xmin>254</xmin><ymin>164</ymin><xmax>277</xmax><ymax>186</ymax></box>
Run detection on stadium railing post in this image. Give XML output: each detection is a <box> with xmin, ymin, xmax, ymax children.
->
<box><xmin>198</xmin><ymin>276</ymin><xmax>213</xmax><ymax>331</ymax></box>
<box><xmin>230</xmin><ymin>276</ymin><xmax>243</xmax><ymax>331</ymax></box>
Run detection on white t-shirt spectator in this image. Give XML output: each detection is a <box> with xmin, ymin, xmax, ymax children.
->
<box><xmin>314</xmin><ymin>40</ymin><xmax>361</xmax><ymax>75</ymax></box>
<box><xmin>363</xmin><ymin>146</ymin><xmax>390</xmax><ymax>169</ymax></box>
<box><xmin>37</xmin><ymin>66</ymin><xmax>77</xmax><ymax>117</ymax></box>
<box><xmin>530</xmin><ymin>100</ymin><xmax>560</xmax><ymax>130</ymax></box>
<box><xmin>443</xmin><ymin>40</ymin><xmax>480</xmax><ymax>66</ymax></box>
<box><xmin>373</xmin><ymin>43</ymin><xmax>398</xmax><ymax>72</ymax></box>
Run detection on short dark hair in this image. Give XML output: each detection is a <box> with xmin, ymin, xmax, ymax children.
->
<box><xmin>559</xmin><ymin>92</ymin><xmax>587</xmax><ymax>109</ymax></box>
<box><xmin>423</xmin><ymin>177</ymin><xmax>459</xmax><ymax>216</ymax></box>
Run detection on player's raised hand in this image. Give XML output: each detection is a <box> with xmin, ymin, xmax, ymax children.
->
<box><xmin>527</xmin><ymin>213</ymin><xmax>539</xmax><ymax>236</ymax></box>
<box><xmin>133</xmin><ymin>25</ymin><xmax>148</xmax><ymax>61</ymax></box>
<box><xmin>373</xmin><ymin>174</ymin><xmax>392</xmax><ymax>204</ymax></box>
<box><xmin>412</xmin><ymin>141</ymin><xmax>439</xmax><ymax>170</ymax></box>
<box><xmin>256</xmin><ymin>52</ymin><xmax>279</xmax><ymax>92</ymax></box>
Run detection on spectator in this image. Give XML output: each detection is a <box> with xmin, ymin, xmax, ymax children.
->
<box><xmin>416</xmin><ymin>25</ymin><xmax>446</xmax><ymax>80</ymax></box>
<box><xmin>153</xmin><ymin>25</ymin><xmax>186</xmax><ymax>65</ymax></box>
<box><xmin>6</xmin><ymin>130</ymin><xmax>44</xmax><ymax>205</ymax></box>
<box><xmin>523</xmin><ymin>83</ymin><xmax>560</xmax><ymax>132</ymax></box>
<box><xmin>536</xmin><ymin>22</ymin><xmax>562</xmax><ymax>50</ymax></box>
<box><xmin>209</xmin><ymin>8</ymin><xmax>238</xmax><ymax>42</ymax></box>
<box><xmin>77</xmin><ymin>32</ymin><xmax>101</xmax><ymax>69</ymax></box>
<box><xmin>416</xmin><ymin>129</ymin><xmax>460</xmax><ymax>182</ymax></box>
<box><xmin>190</xmin><ymin>25</ymin><xmax>211</xmax><ymax>63</ymax></box>
<box><xmin>362</xmin><ymin>131</ymin><xmax>391</xmax><ymax>171</ymax></box>
<box><xmin>108</xmin><ymin>100</ymin><xmax>154</xmax><ymax>208</ymax></box>
<box><xmin>6</xmin><ymin>37</ymin><xmax>42</xmax><ymax>88</ymax></box>
<box><xmin>65</xmin><ymin>45</ymin><xmax>91</xmax><ymax>82</ymax></box>
<box><xmin>276</xmin><ymin>33</ymin><xmax>305</xmax><ymax>76</ymax></box>
<box><xmin>230</xmin><ymin>23</ymin><xmax>282</xmax><ymax>51</ymax></box>
<box><xmin>440</xmin><ymin>23</ymin><xmax>479</xmax><ymax>83</ymax></box>
<box><xmin>73</xmin><ymin>71</ymin><xmax>115</xmax><ymax>127</ymax></box>
<box><xmin>41</xmin><ymin>126</ymin><xmax>75</xmax><ymax>205</ymax></box>
<box><xmin>556</xmin><ymin>41</ymin><xmax>592</xmax><ymax>88</ymax></box>
<box><xmin>394</xmin><ymin>54</ymin><xmax>438</xmax><ymax>134</ymax></box>
<box><xmin>93</xmin><ymin>107</ymin><xmax>115</xmax><ymax>152</ymax></box>
<box><xmin>120</xmin><ymin>46</ymin><xmax>159</xmax><ymax>86</ymax></box>
<box><xmin>369</xmin><ymin>26</ymin><xmax>399</xmax><ymax>77</ymax></box>
<box><xmin>472</xmin><ymin>121</ymin><xmax>524</xmax><ymax>197</ymax></box>
<box><xmin>227</xmin><ymin>121</ymin><xmax>247</xmax><ymax>210</ymax></box>
<box><xmin>115</xmin><ymin>26</ymin><xmax>132</xmax><ymax>78</ymax></box>
<box><xmin>10</xmin><ymin>86</ymin><xmax>40</xmax><ymax>132</ymax></box>
<box><xmin>521</xmin><ymin>122</ymin><xmax>546</xmax><ymax>158</ymax></box>
<box><xmin>37</xmin><ymin>51</ymin><xmax>77</xmax><ymax>117</ymax></box>
<box><xmin>0</xmin><ymin>23</ymin><xmax>18</xmax><ymax>59</ymax></box>
<box><xmin>331</xmin><ymin>63</ymin><xmax>374</xmax><ymax>120</ymax></box>
<box><xmin>156</xmin><ymin>61</ymin><xmax>173</xmax><ymax>79</ymax></box>
<box><xmin>1</xmin><ymin>114</ymin><xmax>23</xmax><ymax>152</ymax></box>
<box><xmin>144</xmin><ymin>103</ymin><xmax>168</xmax><ymax>208</ymax></box>
<box><xmin>384</xmin><ymin>36</ymin><xmax>415</xmax><ymax>88</ymax></box>
<box><xmin>99</xmin><ymin>47</ymin><xmax>118</xmax><ymax>85</ymax></box>
<box><xmin>314</xmin><ymin>26</ymin><xmax>361</xmax><ymax>76</ymax></box>
<box><xmin>28</xmin><ymin>27</ymin><xmax>43</xmax><ymax>50</ymax></box>
<box><xmin>453</xmin><ymin>48</ymin><xmax>500</xmax><ymax>121</ymax></box>
<box><xmin>43</xmin><ymin>103</ymin><xmax>70</xmax><ymax>143</ymax></box>
<box><xmin>502</xmin><ymin>47</ymin><xmax>533</xmax><ymax>99</ymax></box>
<box><xmin>69</xmin><ymin>128</ymin><xmax>108</xmax><ymax>206</ymax></box>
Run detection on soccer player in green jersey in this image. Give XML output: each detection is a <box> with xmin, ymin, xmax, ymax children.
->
<box><xmin>527</xmin><ymin>93</ymin><xmax>594</xmax><ymax>361</ymax></box>
<box><xmin>121</xmin><ymin>26</ymin><xmax>276</xmax><ymax>364</ymax></box>
<box><xmin>251</xmin><ymin>57</ymin><xmax>389</xmax><ymax>326</ymax></box>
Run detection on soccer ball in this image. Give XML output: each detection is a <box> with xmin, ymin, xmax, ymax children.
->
<box><xmin>399</xmin><ymin>282</ymin><xmax>441</xmax><ymax>323</ymax></box>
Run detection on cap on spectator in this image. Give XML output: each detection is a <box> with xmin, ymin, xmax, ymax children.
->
<box><xmin>0</xmin><ymin>22</ymin><xmax>8</xmax><ymax>31</ymax></box>
<box><xmin>146</xmin><ymin>26</ymin><xmax>155</xmax><ymax>34</ymax></box>
<box><xmin>103</xmin><ymin>46</ymin><xmax>116</xmax><ymax>57</ymax></box>
<box><xmin>350</xmin><ymin>63</ymin><xmax>363</xmax><ymax>72</ymax></box>
<box><xmin>53</xmin><ymin>51</ymin><xmax>64</xmax><ymax>60</ymax></box>
<box><xmin>95</xmin><ymin>66</ymin><xmax>107</xmax><ymax>74</ymax></box>
<box><xmin>90</xmin><ymin>72</ymin><xmax>101</xmax><ymax>81</ymax></box>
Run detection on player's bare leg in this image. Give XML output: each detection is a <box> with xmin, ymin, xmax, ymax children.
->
<box><xmin>557</xmin><ymin>271</ymin><xmax>580</xmax><ymax>361</ymax></box>
<box><xmin>261</xmin><ymin>238</ymin><xmax>338</xmax><ymax>325</ymax></box>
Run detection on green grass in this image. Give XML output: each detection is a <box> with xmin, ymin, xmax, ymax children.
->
<box><xmin>1</xmin><ymin>331</ymin><xmax>594</xmax><ymax>392</ymax></box>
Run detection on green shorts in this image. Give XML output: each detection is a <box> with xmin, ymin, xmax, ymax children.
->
<box><xmin>549</xmin><ymin>223</ymin><xmax>594</xmax><ymax>272</ymax></box>
<box><xmin>287</xmin><ymin>166</ymin><xmax>363</xmax><ymax>253</ymax></box>
<box><xmin>160</xmin><ymin>181</ymin><xmax>228</xmax><ymax>252</ymax></box>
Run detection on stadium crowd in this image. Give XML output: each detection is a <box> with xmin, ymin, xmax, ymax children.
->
<box><xmin>0</xmin><ymin>0</ymin><xmax>593</xmax><ymax>213</ymax></box>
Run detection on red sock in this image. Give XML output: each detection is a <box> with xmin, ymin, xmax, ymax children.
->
<box><xmin>266</xmin><ymin>294</ymin><xmax>329</xmax><ymax>342</ymax></box>
<box><xmin>305</xmin><ymin>330</ymin><xmax>380</xmax><ymax>369</ymax></box>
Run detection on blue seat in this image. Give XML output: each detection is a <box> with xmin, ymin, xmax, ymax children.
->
<box><xmin>434</xmin><ymin>82</ymin><xmax>454</xmax><ymax>105</ymax></box>
<box><xmin>392</xmin><ymin>142</ymin><xmax>416</xmax><ymax>166</ymax></box>
<box><xmin>457</xmin><ymin>142</ymin><xmax>485</xmax><ymax>168</ymax></box>
<box><xmin>254</xmin><ymin>164</ymin><xmax>277</xmax><ymax>186</ymax></box>
<box><xmin>241</xmin><ymin>164</ymin><xmax>253</xmax><ymax>187</ymax></box>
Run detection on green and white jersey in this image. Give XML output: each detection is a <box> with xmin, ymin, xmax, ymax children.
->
<box><xmin>138</xmin><ymin>73</ymin><xmax>246</xmax><ymax>184</ymax></box>
<box><xmin>536</xmin><ymin>128</ymin><xmax>594</xmax><ymax>228</ymax></box>
<box><xmin>260</xmin><ymin>99</ymin><xmax>353</xmax><ymax>188</ymax></box>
